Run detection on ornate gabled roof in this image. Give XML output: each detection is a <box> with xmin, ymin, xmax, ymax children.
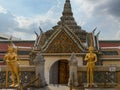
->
<box><xmin>33</xmin><ymin>0</ymin><xmax>88</xmax><ymax>52</ymax></box>
<box><xmin>42</xmin><ymin>24</ymin><xmax>86</xmax><ymax>53</ymax></box>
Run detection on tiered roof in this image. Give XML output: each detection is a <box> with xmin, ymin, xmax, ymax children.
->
<box><xmin>42</xmin><ymin>24</ymin><xmax>85</xmax><ymax>53</ymax></box>
<box><xmin>35</xmin><ymin>0</ymin><xmax>88</xmax><ymax>53</ymax></box>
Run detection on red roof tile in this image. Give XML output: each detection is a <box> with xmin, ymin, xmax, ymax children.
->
<box><xmin>99</xmin><ymin>40</ymin><xmax>120</xmax><ymax>47</ymax></box>
<box><xmin>0</xmin><ymin>40</ymin><xmax>34</xmax><ymax>51</ymax></box>
<box><xmin>0</xmin><ymin>54</ymin><xmax>4</xmax><ymax>58</ymax></box>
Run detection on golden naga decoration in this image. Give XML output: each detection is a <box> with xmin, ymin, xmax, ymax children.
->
<box><xmin>4</xmin><ymin>42</ymin><xmax>20</xmax><ymax>88</ymax></box>
<box><xmin>84</xmin><ymin>46</ymin><xmax>97</xmax><ymax>87</ymax></box>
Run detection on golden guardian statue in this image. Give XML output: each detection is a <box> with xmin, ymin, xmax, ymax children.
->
<box><xmin>84</xmin><ymin>46</ymin><xmax>97</xmax><ymax>87</ymax></box>
<box><xmin>4</xmin><ymin>43</ymin><xmax>20</xmax><ymax>87</ymax></box>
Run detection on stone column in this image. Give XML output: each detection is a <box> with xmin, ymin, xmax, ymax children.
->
<box><xmin>34</xmin><ymin>52</ymin><xmax>47</xmax><ymax>87</ymax></box>
<box><xmin>68</xmin><ymin>53</ymin><xmax>79</xmax><ymax>87</ymax></box>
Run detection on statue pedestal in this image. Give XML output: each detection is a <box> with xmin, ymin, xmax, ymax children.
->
<box><xmin>84</xmin><ymin>88</ymin><xmax>100</xmax><ymax>90</ymax></box>
<box><xmin>2</xmin><ymin>87</ymin><xmax>19</xmax><ymax>90</ymax></box>
<box><xmin>84</xmin><ymin>83</ymin><xmax>98</xmax><ymax>88</ymax></box>
<box><xmin>84</xmin><ymin>83</ymin><xmax>117</xmax><ymax>90</ymax></box>
<box><xmin>84</xmin><ymin>83</ymin><xmax>101</xmax><ymax>90</ymax></box>
<box><xmin>84</xmin><ymin>88</ymin><xmax>117</xmax><ymax>90</ymax></box>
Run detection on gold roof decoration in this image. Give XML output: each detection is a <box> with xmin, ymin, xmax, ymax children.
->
<box><xmin>42</xmin><ymin>24</ymin><xmax>86</xmax><ymax>53</ymax></box>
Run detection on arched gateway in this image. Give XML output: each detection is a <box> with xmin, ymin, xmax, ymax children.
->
<box><xmin>49</xmin><ymin>59</ymin><xmax>69</xmax><ymax>84</ymax></box>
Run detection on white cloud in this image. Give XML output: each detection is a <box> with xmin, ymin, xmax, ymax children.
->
<box><xmin>0</xmin><ymin>0</ymin><xmax>62</xmax><ymax>40</ymax></box>
<box><xmin>16</xmin><ymin>16</ymin><xmax>32</xmax><ymax>29</ymax></box>
<box><xmin>12</xmin><ymin>31</ymin><xmax>35</xmax><ymax>40</ymax></box>
<box><xmin>0</xmin><ymin>6</ymin><xmax>7</xmax><ymax>14</ymax></box>
<box><xmin>0</xmin><ymin>6</ymin><xmax>36</xmax><ymax>40</ymax></box>
<box><xmin>72</xmin><ymin>0</ymin><xmax>95</xmax><ymax>17</ymax></box>
<box><xmin>32</xmin><ymin>0</ymin><xmax>62</xmax><ymax>31</ymax></box>
<box><xmin>115</xmin><ymin>30</ymin><xmax>120</xmax><ymax>40</ymax></box>
<box><xmin>71</xmin><ymin>0</ymin><xmax>120</xmax><ymax>40</ymax></box>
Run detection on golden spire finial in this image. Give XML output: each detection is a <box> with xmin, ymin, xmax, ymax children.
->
<box><xmin>8</xmin><ymin>36</ymin><xmax>14</xmax><ymax>50</ymax></box>
<box><xmin>88</xmin><ymin>33</ymin><xmax>94</xmax><ymax>51</ymax></box>
<box><xmin>8</xmin><ymin>36</ymin><xmax>16</xmax><ymax>51</ymax></box>
<box><xmin>90</xmin><ymin>34</ymin><xmax>93</xmax><ymax>47</ymax></box>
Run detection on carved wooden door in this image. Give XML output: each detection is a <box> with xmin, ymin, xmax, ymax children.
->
<box><xmin>59</xmin><ymin>60</ymin><xmax>69</xmax><ymax>84</ymax></box>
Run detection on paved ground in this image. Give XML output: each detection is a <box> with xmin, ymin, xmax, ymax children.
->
<box><xmin>32</xmin><ymin>85</ymin><xmax>70</xmax><ymax>90</ymax></box>
<box><xmin>1</xmin><ymin>85</ymin><xmax>118</xmax><ymax>90</ymax></box>
<box><xmin>32</xmin><ymin>84</ymin><xmax>118</xmax><ymax>90</ymax></box>
<box><xmin>84</xmin><ymin>88</ymin><xmax>118</xmax><ymax>90</ymax></box>
<box><xmin>25</xmin><ymin>85</ymin><xmax>72</xmax><ymax>90</ymax></box>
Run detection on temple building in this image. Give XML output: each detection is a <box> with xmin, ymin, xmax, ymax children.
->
<box><xmin>32</xmin><ymin>0</ymin><xmax>89</xmax><ymax>84</ymax></box>
<box><xmin>31</xmin><ymin>0</ymin><xmax>120</xmax><ymax>84</ymax></box>
<box><xmin>99</xmin><ymin>40</ymin><xmax>120</xmax><ymax>65</ymax></box>
<box><xmin>0</xmin><ymin>0</ymin><xmax>120</xmax><ymax>85</ymax></box>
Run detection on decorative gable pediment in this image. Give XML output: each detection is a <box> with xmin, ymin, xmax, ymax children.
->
<box><xmin>42</xmin><ymin>25</ymin><xmax>85</xmax><ymax>53</ymax></box>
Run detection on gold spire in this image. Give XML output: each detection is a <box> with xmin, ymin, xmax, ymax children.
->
<box><xmin>90</xmin><ymin>34</ymin><xmax>93</xmax><ymax>47</ymax></box>
<box><xmin>8</xmin><ymin>36</ymin><xmax>16</xmax><ymax>50</ymax></box>
<box><xmin>62</xmin><ymin>0</ymin><xmax>73</xmax><ymax>16</ymax></box>
<box><xmin>88</xmin><ymin>33</ymin><xmax>94</xmax><ymax>51</ymax></box>
<box><xmin>58</xmin><ymin>0</ymin><xmax>76</xmax><ymax>25</ymax></box>
<box><xmin>53</xmin><ymin>0</ymin><xmax>87</xmax><ymax>42</ymax></box>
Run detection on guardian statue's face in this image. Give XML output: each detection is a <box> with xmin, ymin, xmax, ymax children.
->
<box><xmin>8</xmin><ymin>46</ymin><xmax>14</xmax><ymax>53</ymax></box>
<box><xmin>89</xmin><ymin>46</ymin><xmax>94</xmax><ymax>52</ymax></box>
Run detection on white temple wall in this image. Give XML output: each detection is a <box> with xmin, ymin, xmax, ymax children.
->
<box><xmin>44</xmin><ymin>55</ymin><xmax>83</xmax><ymax>84</ymax></box>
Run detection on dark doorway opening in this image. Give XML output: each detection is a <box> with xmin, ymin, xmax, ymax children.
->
<box><xmin>49</xmin><ymin>60</ymin><xmax>69</xmax><ymax>84</ymax></box>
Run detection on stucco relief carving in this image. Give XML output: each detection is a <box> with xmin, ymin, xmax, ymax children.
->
<box><xmin>44</xmin><ymin>31</ymin><xmax>81</xmax><ymax>53</ymax></box>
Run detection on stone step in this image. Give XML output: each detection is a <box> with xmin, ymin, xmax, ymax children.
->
<box><xmin>0</xmin><ymin>87</ymin><xmax>21</xmax><ymax>90</ymax></box>
<box><xmin>84</xmin><ymin>88</ymin><xmax>118</xmax><ymax>90</ymax></box>
<box><xmin>0</xmin><ymin>88</ymin><xmax>18</xmax><ymax>90</ymax></box>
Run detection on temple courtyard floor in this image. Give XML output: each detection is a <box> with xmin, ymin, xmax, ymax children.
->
<box><xmin>1</xmin><ymin>84</ymin><xmax>119</xmax><ymax>90</ymax></box>
<box><xmin>33</xmin><ymin>84</ymin><xmax>118</xmax><ymax>90</ymax></box>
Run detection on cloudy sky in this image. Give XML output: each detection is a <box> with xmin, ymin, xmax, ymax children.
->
<box><xmin>0</xmin><ymin>0</ymin><xmax>120</xmax><ymax>40</ymax></box>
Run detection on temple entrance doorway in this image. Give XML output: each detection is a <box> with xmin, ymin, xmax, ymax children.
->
<box><xmin>49</xmin><ymin>60</ymin><xmax>69</xmax><ymax>84</ymax></box>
